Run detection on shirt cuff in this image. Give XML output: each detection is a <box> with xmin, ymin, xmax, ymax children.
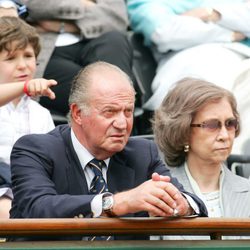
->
<box><xmin>182</xmin><ymin>193</ymin><xmax>200</xmax><ymax>216</ymax></box>
<box><xmin>90</xmin><ymin>192</ymin><xmax>110</xmax><ymax>218</ymax></box>
<box><xmin>0</xmin><ymin>187</ymin><xmax>13</xmax><ymax>199</ymax></box>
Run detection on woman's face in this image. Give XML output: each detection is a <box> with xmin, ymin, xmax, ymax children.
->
<box><xmin>188</xmin><ymin>98</ymin><xmax>237</xmax><ymax>166</ymax></box>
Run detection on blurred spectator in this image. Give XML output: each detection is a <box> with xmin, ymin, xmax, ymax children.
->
<box><xmin>127</xmin><ymin>0</ymin><xmax>250</xmax><ymax>154</ymax></box>
<box><xmin>0</xmin><ymin>0</ymin><xmax>28</xmax><ymax>18</ymax></box>
<box><xmin>21</xmin><ymin>0</ymin><xmax>135</xmax><ymax>116</ymax></box>
<box><xmin>0</xmin><ymin>16</ymin><xmax>55</xmax><ymax>218</ymax></box>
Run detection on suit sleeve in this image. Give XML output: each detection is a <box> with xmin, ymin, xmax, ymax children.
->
<box><xmin>21</xmin><ymin>0</ymin><xmax>85</xmax><ymax>19</ymax></box>
<box><xmin>22</xmin><ymin>0</ymin><xmax>128</xmax><ymax>38</ymax></box>
<box><xmin>10</xmin><ymin>134</ymin><xmax>93</xmax><ymax>218</ymax></box>
<box><xmin>76</xmin><ymin>0</ymin><xmax>129</xmax><ymax>38</ymax></box>
<box><xmin>214</xmin><ymin>3</ymin><xmax>250</xmax><ymax>37</ymax></box>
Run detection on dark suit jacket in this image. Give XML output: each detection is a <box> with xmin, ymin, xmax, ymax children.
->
<box><xmin>10</xmin><ymin>125</ymin><xmax>207</xmax><ymax>241</ymax></box>
<box><xmin>0</xmin><ymin>162</ymin><xmax>11</xmax><ymax>188</ymax></box>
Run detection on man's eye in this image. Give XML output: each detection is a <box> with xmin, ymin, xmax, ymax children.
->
<box><xmin>125</xmin><ymin>109</ymin><xmax>133</xmax><ymax>116</ymax></box>
<box><xmin>104</xmin><ymin>110</ymin><xmax>115</xmax><ymax>115</ymax></box>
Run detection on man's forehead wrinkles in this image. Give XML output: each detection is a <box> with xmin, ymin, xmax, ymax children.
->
<box><xmin>93</xmin><ymin>96</ymin><xmax>135</xmax><ymax>105</ymax></box>
<box><xmin>95</xmin><ymin>102</ymin><xmax>134</xmax><ymax>110</ymax></box>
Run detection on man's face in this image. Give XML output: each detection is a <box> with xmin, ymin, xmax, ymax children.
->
<box><xmin>74</xmin><ymin>69</ymin><xmax>135</xmax><ymax>159</ymax></box>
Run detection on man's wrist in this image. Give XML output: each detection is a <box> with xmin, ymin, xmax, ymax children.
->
<box><xmin>186</xmin><ymin>205</ymin><xmax>195</xmax><ymax>216</ymax></box>
<box><xmin>182</xmin><ymin>193</ymin><xmax>200</xmax><ymax>216</ymax></box>
<box><xmin>102</xmin><ymin>192</ymin><xmax>116</xmax><ymax>217</ymax></box>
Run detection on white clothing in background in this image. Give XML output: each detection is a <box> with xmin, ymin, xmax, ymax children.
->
<box><xmin>0</xmin><ymin>96</ymin><xmax>55</xmax><ymax>164</ymax></box>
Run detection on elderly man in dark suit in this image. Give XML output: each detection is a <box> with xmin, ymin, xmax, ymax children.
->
<box><xmin>10</xmin><ymin>62</ymin><xmax>207</xmax><ymax>241</ymax></box>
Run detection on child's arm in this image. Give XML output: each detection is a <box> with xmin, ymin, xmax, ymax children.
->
<box><xmin>0</xmin><ymin>78</ymin><xmax>57</xmax><ymax>107</ymax></box>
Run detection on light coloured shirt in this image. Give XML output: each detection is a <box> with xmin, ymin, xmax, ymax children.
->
<box><xmin>55</xmin><ymin>33</ymin><xmax>81</xmax><ymax>47</ymax></box>
<box><xmin>71</xmin><ymin>129</ymin><xmax>110</xmax><ymax>217</ymax></box>
<box><xmin>0</xmin><ymin>187</ymin><xmax>13</xmax><ymax>199</ymax></box>
<box><xmin>202</xmin><ymin>190</ymin><xmax>221</xmax><ymax>217</ymax></box>
<box><xmin>185</xmin><ymin>163</ymin><xmax>223</xmax><ymax>217</ymax></box>
<box><xmin>0</xmin><ymin>96</ymin><xmax>55</xmax><ymax>164</ymax></box>
<box><xmin>0</xmin><ymin>96</ymin><xmax>55</xmax><ymax>198</ymax></box>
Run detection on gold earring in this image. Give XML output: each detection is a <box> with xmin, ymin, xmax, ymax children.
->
<box><xmin>184</xmin><ymin>144</ymin><xmax>189</xmax><ymax>153</ymax></box>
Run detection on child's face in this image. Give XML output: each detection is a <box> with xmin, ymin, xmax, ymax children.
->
<box><xmin>0</xmin><ymin>41</ymin><xmax>36</xmax><ymax>84</ymax></box>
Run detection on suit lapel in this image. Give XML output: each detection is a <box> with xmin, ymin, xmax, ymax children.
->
<box><xmin>59</xmin><ymin>125</ymin><xmax>136</xmax><ymax>196</ymax></box>
<box><xmin>60</xmin><ymin>125</ymin><xmax>89</xmax><ymax>195</ymax></box>
<box><xmin>107</xmin><ymin>155</ymin><xmax>135</xmax><ymax>194</ymax></box>
<box><xmin>171</xmin><ymin>165</ymin><xmax>194</xmax><ymax>193</ymax></box>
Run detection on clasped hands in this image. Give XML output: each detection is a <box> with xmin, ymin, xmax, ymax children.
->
<box><xmin>112</xmin><ymin>173</ymin><xmax>193</xmax><ymax>217</ymax></box>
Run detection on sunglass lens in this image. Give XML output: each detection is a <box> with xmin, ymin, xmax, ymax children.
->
<box><xmin>204</xmin><ymin>120</ymin><xmax>220</xmax><ymax>131</ymax></box>
<box><xmin>226</xmin><ymin>119</ymin><xmax>238</xmax><ymax>130</ymax></box>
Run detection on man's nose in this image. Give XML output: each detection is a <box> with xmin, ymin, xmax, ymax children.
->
<box><xmin>113</xmin><ymin>113</ymin><xmax>127</xmax><ymax>129</ymax></box>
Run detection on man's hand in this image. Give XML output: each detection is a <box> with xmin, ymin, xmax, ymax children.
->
<box><xmin>37</xmin><ymin>20</ymin><xmax>79</xmax><ymax>34</ymax></box>
<box><xmin>181</xmin><ymin>7</ymin><xmax>221</xmax><ymax>22</ymax></box>
<box><xmin>81</xmin><ymin>0</ymin><xmax>96</xmax><ymax>7</ymax></box>
<box><xmin>152</xmin><ymin>172</ymin><xmax>171</xmax><ymax>182</ymax></box>
<box><xmin>152</xmin><ymin>172</ymin><xmax>192</xmax><ymax>217</ymax></box>
<box><xmin>231</xmin><ymin>31</ymin><xmax>246</xmax><ymax>42</ymax></box>
<box><xmin>0</xmin><ymin>7</ymin><xmax>18</xmax><ymax>17</ymax></box>
<box><xmin>111</xmin><ymin>172</ymin><xmax>191</xmax><ymax>217</ymax></box>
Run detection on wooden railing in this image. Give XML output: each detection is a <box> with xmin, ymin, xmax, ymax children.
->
<box><xmin>1</xmin><ymin>217</ymin><xmax>250</xmax><ymax>240</ymax></box>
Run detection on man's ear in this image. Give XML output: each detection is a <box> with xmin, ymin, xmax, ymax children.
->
<box><xmin>70</xmin><ymin>103</ymin><xmax>82</xmax><ymax>125</ymax></box>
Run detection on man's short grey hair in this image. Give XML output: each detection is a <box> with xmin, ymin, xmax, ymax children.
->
<box><xmin>68</xmin><ymin>61</ymin><xmax>134</xmax><ymax>121</ymax></box>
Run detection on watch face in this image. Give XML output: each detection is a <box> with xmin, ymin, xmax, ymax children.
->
<box><xmin>103</xmin><ymin>196</ymin><xmax>113</xmax><ymax>210</ymax></box>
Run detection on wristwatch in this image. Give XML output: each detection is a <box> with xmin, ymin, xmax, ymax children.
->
<box><xmin>0</xmin><ymin>0</ymin><xmax>17</xmax><ymax>10</ymax></box>
<box><xmin>102</xmin><ymin>193</ymin><xmax>115</xmax><ymax>217</ymax></box>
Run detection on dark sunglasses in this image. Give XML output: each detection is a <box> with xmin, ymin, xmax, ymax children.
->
<box><xmin>190</xmin><ymin>118</ymin><xmax>238</xmax><ymax>132</ymax></box>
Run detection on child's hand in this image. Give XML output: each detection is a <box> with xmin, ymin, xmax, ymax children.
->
<box><xmin>24</xmin><ymin>79</ymin><xmax>57</xmax><ymax>99</ymax></box>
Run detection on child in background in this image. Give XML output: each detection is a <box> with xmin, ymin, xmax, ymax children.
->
<box><xmin>0</xmin><ymin>16</ymin><xmax>57</xmax><ymax>218</ymax></box>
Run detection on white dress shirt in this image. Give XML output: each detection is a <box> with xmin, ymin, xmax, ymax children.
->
<box><xmin>0</xmin><ymin>96</ymin><xmax>55</xmax><ymax>198</ymax></box>
<box><xmin>71</xmin><ymin>129</ymin><xmax>110</xmax><ymax>217</ymax></box>
<box><xmin>0</xmin><ymin>96</ymin><xmax>55</xmax><ymax>164</ymax></box>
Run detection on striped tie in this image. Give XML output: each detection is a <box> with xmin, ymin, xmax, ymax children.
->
<box><xmin>89</xmin><ymin>158</ymin><xmax>108</xmax><ymax>195</ymax></box>
<box><xmin>88</xmin><ymin>159</ymin><xmax>112</xmax><ymax>241</ymax></box>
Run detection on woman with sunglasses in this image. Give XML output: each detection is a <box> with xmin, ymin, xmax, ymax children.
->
<box><xmin>152</xmin><ymin>77</ymin><xmax>250</xmax><ymax>239</ymax></box>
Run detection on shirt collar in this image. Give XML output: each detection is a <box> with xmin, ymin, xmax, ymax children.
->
<box><xmin>70</xmin><ymin>129</ymin><xmax>110</xmax><ymax>169</ymax></box>
<box><xmin>184</xmin><ymin>162</ymin><xmax>224</xmax><ymax>195</ymax></box>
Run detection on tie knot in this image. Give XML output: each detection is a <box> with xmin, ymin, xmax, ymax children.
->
<box><xmin>88</xmin><ymin>158</ymin><xmax>105</xmax><ymax>176</ymax></box>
